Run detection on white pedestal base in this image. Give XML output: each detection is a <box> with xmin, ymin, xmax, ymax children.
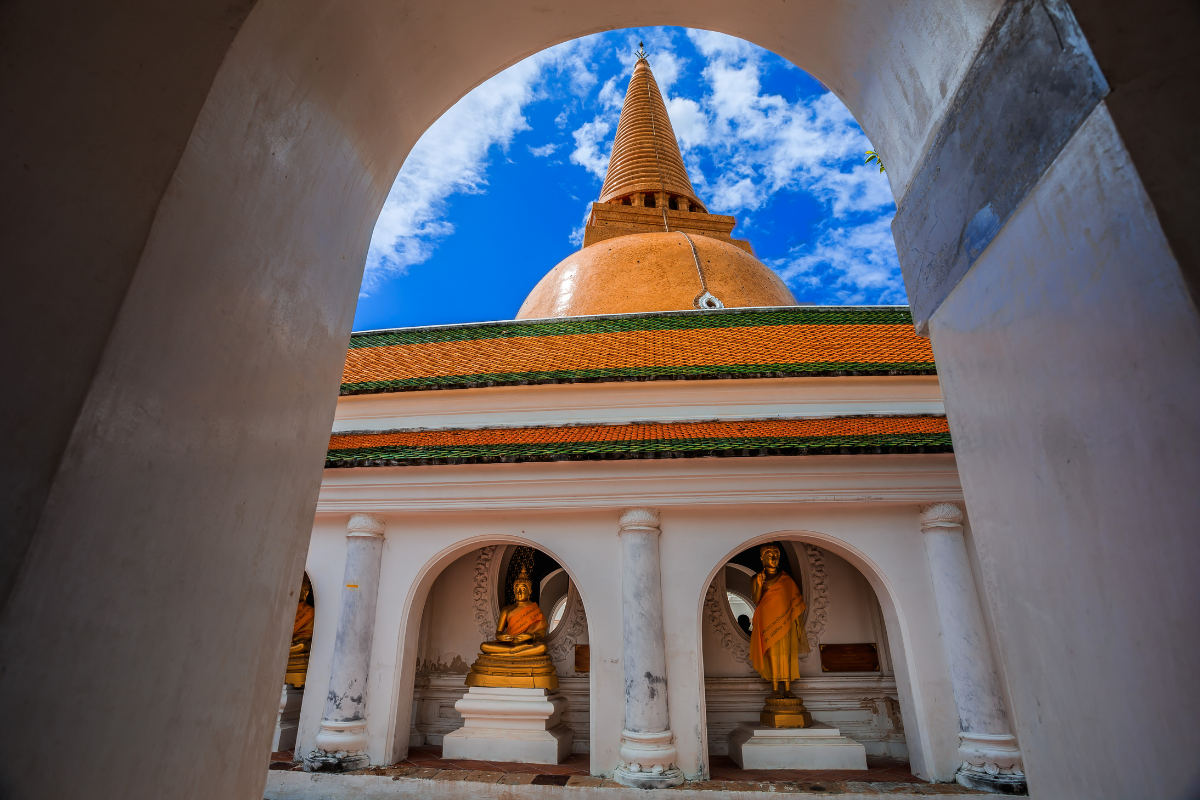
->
<box><xmin>272</xmin><ymin>684</ymin><xmax>303</xmax><ymax>752</ymax></box>
<box><xmin>443</xmin><ymin>687</ymin><xmax>573</xmax><ymax>764</ymax></box>
<box><xmin>727</xmin><ymin>722</ymin><xmax>868</xmax><ymax>770</ymax></box>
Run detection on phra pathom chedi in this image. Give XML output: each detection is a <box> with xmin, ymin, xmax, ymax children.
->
<box><xmin>277</xmin><ymin>47</ymin><xmax>1027</xmax><ymax>795</ymax></box>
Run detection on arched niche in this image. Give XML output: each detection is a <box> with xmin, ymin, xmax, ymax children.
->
<box><xmin>389</xmin><ymin>536</ymin><xmax>593</xmax><ymax>760</ymax></box>
<box><xmin>695</xmin><ymin>531</ymin><xmax>923</xmax><ymax>768</ymax></box>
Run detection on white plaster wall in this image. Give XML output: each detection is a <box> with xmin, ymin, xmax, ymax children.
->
<box><xmin>333</xmin><ymin>376</ymin><xmax>944</xmax><ymax>433</ymax></box>
<box><xmin>820</xmin><ymin>550</ymin><xmax>881</xmax><ymax>649</ymax></box>
<box><xmin>417</xmin><ymin>551</ymin><xmax>479</xmax><ymax>676</ymax></box>
<box><xmin>930</xmin><ymin>103</ymin><xmax>1200</xmax><ymax>798</ymax></box>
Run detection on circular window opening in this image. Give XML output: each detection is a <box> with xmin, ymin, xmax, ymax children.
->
<box><xmin>549</xmin><ymin>595</ymin><xmax>569</xmax><ymax>632</ymax></box>
<box><xmin>727</xmin><ymin>590</ymin><xmax>754</xmax><ymax>635</ymax></box>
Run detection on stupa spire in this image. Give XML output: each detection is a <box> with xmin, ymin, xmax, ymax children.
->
<box><xmin>599</xmin><ymin>47</ymin><xmax>706</xmax><ymax>212</ymax></box>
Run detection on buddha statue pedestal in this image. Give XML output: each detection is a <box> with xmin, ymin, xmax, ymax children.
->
<box><xmin>444</xmin><ymin>687</ymin><xmax>573</xmax><ymax>764</ymax></box>
<box><xmin>446</xmin><ymin>566</ymin><xmax>572</xmax><ymax>763</ymax></box>
<box><xmin>760</xmin><ymin>695</ymin><xmax>813</xmax><ymax>728</ymax></box>
<box><xmin>728</xmin><ymin>722</ymin><xmax>867</xmax><ymax>770</ymax></box>
<box><xmin>463</xmin><ymin>652</ymin><xmax>559</xmax><ymax>690</ymax></box>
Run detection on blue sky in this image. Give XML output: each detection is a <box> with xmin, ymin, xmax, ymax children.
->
<box><xmin>354</xmin><ymin>28</ymin><xmax>902</xmax><ymax>333</ymax></box>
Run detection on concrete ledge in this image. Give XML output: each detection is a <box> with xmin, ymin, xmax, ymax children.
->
<box><xmin>265</xmin><ymin>769</ymin><xmax>987</xmax><ymax>799</ymax></box>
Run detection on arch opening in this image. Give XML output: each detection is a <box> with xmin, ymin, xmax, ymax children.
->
<box><xmin>356</xmin><ymin>25</ymin><xmax>908</xmax><ymax>331</ymax></box>
<box><xmin>398</xmin><ymin>539</ymin><xmax>593</xmax><ymax>762</ymax></box>
<box><xmin>697</xmin><ymin>533</ymin><xmax>917</xmax><ymax>770</ymax></box>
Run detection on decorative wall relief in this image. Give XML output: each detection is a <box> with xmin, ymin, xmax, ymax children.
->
<box><xmin>802</xmin><ymin>544</ymin><xmax>829</xmax><ymax>661</ymax></box>
<box><xmin>472</xmin><ymin>545</ymin><xmax>497</xmax><ymax>638</ymax></box>
<box><xmin>548</xmin><ymin>584</ymin><xmax>588</xmax><ymax>673</ymax></box>
<box><xmin>704</xmin><ymin>572</ymin><xmax>751</xmax><ymax>668</ymax></box>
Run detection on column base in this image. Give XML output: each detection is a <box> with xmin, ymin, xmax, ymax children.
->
<box><xmin>304</xmin><ymin>719</ymin><xmax>370</xmax><ymax>772</ymax></box>
<box><xmin>302</xmin><ymin>750</ymin><xmax>369</xmax><ymax>772</ymax></box>
<box><xmin>614</xmin><ymin>729</ymin><xmax>684</xmax><ymax>788</ymax></box>
<box><xmin>957</xmin><ymin>732</ymin><xmax>1026</xmax><ymax>794</ymax></box>
<box><xmin>613</xmin><ymin>765</ymin><xmax>685</xmax><ymax>789</ymax></box>
<box><xmin>443</xmin><ymin>687</ymin><xmax>573</xmax><ymax>764</ymax></box>
<box><xmin>956</xmin><ymin>765</ymin><xmax>1028</xmax><ymax>795</ymax></box>
<box><xmin>728</xmin><ymin>722</ymin><xmax>867</xmax><ymax>770</ymax></box>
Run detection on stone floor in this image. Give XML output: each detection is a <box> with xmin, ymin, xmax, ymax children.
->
<box><xmin>269</xmin><ymin>746</ymin><xmax>976</xmax><ymax>793</ymax></box>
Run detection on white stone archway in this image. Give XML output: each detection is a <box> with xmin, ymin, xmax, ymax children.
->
<box><xmin>692</xmin><ymin>531</ymin><xmax>938</xmax><ymax>777</ymax></box>
<box><xmin>654</xmin><ymin>515</ymin><xmax>959</xmax><ymax>782</ymax></box>
<box><xmin>298</xmin><ymin>511</ymin><xmax>628</xmax><ymax>774</ymax></box>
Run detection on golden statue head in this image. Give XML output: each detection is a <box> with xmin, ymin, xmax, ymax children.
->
<box><xmin>759</xmin><ymin>542</ymin><xmax>781</xmax><ymax>572</ymax></box>
<box><xmin>513</xmin><ymin>566</ymin><xmax>533</xmax><ymax>601</ymax></box>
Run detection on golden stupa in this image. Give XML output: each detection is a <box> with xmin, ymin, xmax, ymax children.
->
<box><xmin>517</xmin><ymin>48</ymin><xmax>798</xmax><ymax>319</ymax></box>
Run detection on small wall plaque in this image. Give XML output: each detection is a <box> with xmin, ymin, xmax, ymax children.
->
<box><xmin>574</xmin><ymin>644</ymin><xmax>590</xmax><ymax>673</ymax></box>
<box><xmin>819</xmin><ymin>643</ymin><xmax>880</xmax><ymax>672</ymax></box>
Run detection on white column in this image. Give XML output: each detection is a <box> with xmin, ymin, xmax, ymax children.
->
<box><xmin>613</xmin><ymin>508</ymin><xmax>684</xmax><ymax>788</ymax></box>
<box><xmin>920</xmin><ymin>503</ymin><xmax>1026</xmax><ymax>793</ymax></box>
<box><xmin>303</xmin><ymin>513</ymin><xmax>386</xmax><ymax>772</ymax></box>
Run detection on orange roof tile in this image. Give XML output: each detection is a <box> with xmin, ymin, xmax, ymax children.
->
<box><xmin>342</xmin><ymin>307</ymin><xmax>934</xmax><ymax>395</ymax></box>
<box><xmin>326</xmin><ymin>415</ymin><xmax>951</xmax><ymax>467</ymax></box>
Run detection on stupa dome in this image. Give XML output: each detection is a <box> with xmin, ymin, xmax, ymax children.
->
<box><xmin>516</xmin><ymin>231</ymin><xmax>796</xmax><ymax>319</ymax></box>
<box><xmin>517</xmin><ymin>47</ymin><xmax>799</xmax><ymax>320</ymax></box>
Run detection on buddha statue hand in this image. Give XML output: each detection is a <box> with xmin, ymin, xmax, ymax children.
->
<box><xmin>480</xmin><ymin>635</ymin><xmax>547</xmax><ymax>657</ymax></box>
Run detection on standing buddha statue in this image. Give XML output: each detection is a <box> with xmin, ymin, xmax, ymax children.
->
<box><xmin>750</xmin><ymin>543</ymin><xmax>813</xmax><ymax>727</ymax></box>
<box><xmin>465</xmin><ymin>565</ymin><xmax>558</xmax><ymax>689</ymax></box>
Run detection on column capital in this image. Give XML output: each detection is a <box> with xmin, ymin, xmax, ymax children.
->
<box><xmin>618</xmin><ymin>507</ymin><xmax>660</xmax><ymax>533</ymax></box>
<box><xmin>347</xmin><ymin>512</ymin><xmax>385</xmax><ymax>538</ymax></box>
<box><xmin>919</xmin><ymin>502</ymin><xmax>963</xmax><ymax>531</ymax></box>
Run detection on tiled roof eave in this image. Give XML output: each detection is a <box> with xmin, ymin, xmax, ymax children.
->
<box><xmin>324</xmin><ymin>442</ymin><xmax>955</xmax><ymax>469</ymax></box>
<box><xmin>340</xmin><ymin>363</ymin><xmax>938</xmax><ymax>396</ymax></box>
<box><xmin>324</xmin><ymin>416</ymin><xmax>953</xmax><ymax>469</ymax></box>
<box><xmin>340</xmin><ymin>306</ymin><xmax>937</xmax><ymax>397</ymax></box>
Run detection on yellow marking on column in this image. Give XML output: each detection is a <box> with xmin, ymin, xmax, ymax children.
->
<box><xmin>346</xmin><ymin>584</ymin><xmax>359</xmax><ymax>588</ymax></box>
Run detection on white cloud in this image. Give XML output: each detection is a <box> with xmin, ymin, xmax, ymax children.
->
<box><xmin>528</xmin><ymin>143</ymin><xmax>559</xmax><ymax>157</ymax></box>
<box><xmin>596</xmin><ymin>77</ymin><xmax>623</xmax><ymax>110</ymax></box>
<box><xmin>365</xmin><ymin>38</ymin><xmax>602</xmax><ymax>285</ymax></box>
<box><xmin>569</xmin><ymin>119</ymin><xmax>612</xmax><ymax>179</ymax></box>
<box><xmin>673</xmin><ymin>28</ymin><xmax>891</xmax><ymax>221</ymax></box>
<box><xmin>664</xmin><ymin>96</ymin><xmax>708</xmax><ymax>149</ymax></box>
<box><xmin>568</xmin><ymin>203</ymin><xmax>594</xmax><ymax>246</ymax></box>
<box><xmin>771</xmin><ymin>216</ymin><xmax>905</xmax><ymax>304</ymax></box>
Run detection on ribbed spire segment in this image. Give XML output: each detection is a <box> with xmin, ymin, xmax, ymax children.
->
<box><xmin>599</xmin><ymin>57</ymin><xmax>705</xmax><ymax>212</ymax></box>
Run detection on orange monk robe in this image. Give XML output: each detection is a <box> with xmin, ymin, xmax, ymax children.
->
<box><xmin>750</xmin><ymin>573</ymin><xmax>809</xmax><ymax>683</ymax></box>
<box><xmin>504</xmin><ymin>602</ymin><xmax>547</xmax><ymax>636</ymax></box>
<box><xmin>292</xmin><ymin>602</ymin><xmax>315</xmax><ymax>641</ymax></box>
<box><xmin>286</xmin><ymin>602</ymin><xmax>316</xmax><ymax>685</ymax></box>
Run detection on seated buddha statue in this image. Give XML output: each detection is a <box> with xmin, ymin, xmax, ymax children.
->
<box><xmin>465</xmin><ymin>566</ymin><xmax>558</xmax><ymax>689</ymax></box>
<box><xmin>285</xmin><ymin>576</ymin><xmax>315</xmax><ymax>688</ymax></box>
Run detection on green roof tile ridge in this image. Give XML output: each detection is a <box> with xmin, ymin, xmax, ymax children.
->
<box><xmin>326</xmin><ymin>431</ymin><xmax>953</xmax><ymax>465</ymax></box>
<box><xmin>348</xmin><ymin>306</ymin><xmax>915</xmax><ymax>349</ymax></box>
<box><xmin>340</xmin><ymin>361</ymin><xmax>937</xmax><ymax>394</ymax></box>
